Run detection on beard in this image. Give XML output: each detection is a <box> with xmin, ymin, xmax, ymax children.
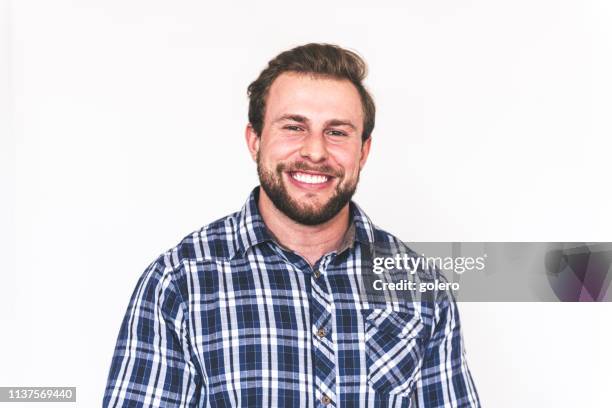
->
<box><xmin>257</xmin><ymin>154</ymin><xmax>359</xmax><ymax>226</ymax></box>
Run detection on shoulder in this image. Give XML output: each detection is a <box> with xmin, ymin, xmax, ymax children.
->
<box><xmin>158</xmin><ymin>211</ymin><xmax>242</xmax><ymax>271</ymax></box>
<box><xmin>124</xmin><ymin>211</ymin><xmax>242</xmax><ymax>314</ymax></box>
<box><xmin>362</xmin><ymin>216</ymin><xmax>439</xmax><ymax>282</ymax></box>
<box><xmin>139</xmin><ymin>211</ymin><xmax>241</xmax><ymax>290</ymax></box>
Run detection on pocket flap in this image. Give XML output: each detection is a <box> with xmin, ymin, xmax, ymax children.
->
<box><xmin>363</xmin><ymin>307</ymin><xmax>423</xmax><ymax>340</ymax></box>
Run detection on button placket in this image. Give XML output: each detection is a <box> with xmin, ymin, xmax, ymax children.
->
<box><xmin>313</xmin><ymin>254</ymin><xmax>332</xmax><ymax>280</ymax></box>
<box><xmin>311</xmin><ymin>253</ymin><xmax>336</xmax><ymax>408</ymax></box>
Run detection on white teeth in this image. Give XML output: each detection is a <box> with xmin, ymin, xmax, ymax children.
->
<box><xmin>291</xmin><ymin>172</ymin><xmax>329</xmax><ymax>184</ymax></box>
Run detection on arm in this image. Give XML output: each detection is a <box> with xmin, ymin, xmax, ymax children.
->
<box><xmin>413</xmin><ymin>287</ymin><xmax>481</xmax><ymax>407</ymax></box>
<box><xmin>103</xmin><ymin>258</ymin><xmax>202</xmax><ymax>407</ymax></box>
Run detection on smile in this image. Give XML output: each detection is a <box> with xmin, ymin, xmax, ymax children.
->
<box><xmin>290</xmin><ymin>171</ymin><xmax>330</xmax><ymax>185</ymax></box>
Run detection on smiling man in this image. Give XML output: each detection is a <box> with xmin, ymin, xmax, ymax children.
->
<box><xmin>104</xmin><ymin>43</ymin><xmax>480</xmax><ymax>407</ymax></box>
<box><xmin>249</xmin><ymin>68</ymin><xmax>371</xmax><ymax>266</ymax></box>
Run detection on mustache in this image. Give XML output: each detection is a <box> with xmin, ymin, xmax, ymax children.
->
<box><xmin>277</xmin><ymin>161</ymin><xmax>344</xmax><ymax>178</ymax></box>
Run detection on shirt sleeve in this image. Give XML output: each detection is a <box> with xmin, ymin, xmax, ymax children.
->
<box><xmin>413</xmin><ymin>284</ymin><xmax>481</xmax><ymax>407</ymax></box>
<box><xmin>103</xmin><ymin>258</ymin><xmax>203</xmax><ymax>407</ymax></box>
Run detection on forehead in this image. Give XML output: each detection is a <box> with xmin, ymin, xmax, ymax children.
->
<box><xmin>265</xmin><ymin>72</ymin><xmax>363</xmax><ymax>126</ymax></box>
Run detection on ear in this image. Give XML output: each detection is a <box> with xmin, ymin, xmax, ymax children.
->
<box><xmin>245</xmin><ymin>123</ymin><xmax>260</xmax><ymax>162</ymax></box>
<box><xmin>359</xmin><ymin>135</ymin><xmax>372</xmax><ymax>170</ymax></box>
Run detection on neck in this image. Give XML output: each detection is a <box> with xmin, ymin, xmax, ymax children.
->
<box><xmin>258</xmin><ymin>188</ymin><xmax>350</xmax><ymax>267</ymax></box>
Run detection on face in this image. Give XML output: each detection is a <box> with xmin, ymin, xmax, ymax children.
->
<box><xmin>246</xmin><ymin>72</ymin><xmax>372</xmax><ymax>225</ymax></box>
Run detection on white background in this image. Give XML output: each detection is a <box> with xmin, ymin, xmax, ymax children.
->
<box><xmin>1</xmin><ymin>1</ymin><xmax>611</xmax><ymax>407</ymax></box>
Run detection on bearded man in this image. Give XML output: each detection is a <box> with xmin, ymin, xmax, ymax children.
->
<box><xmin>104</xmin><ymin>43</ymin><xmax>481</xmax><ymax>408</ymax></box>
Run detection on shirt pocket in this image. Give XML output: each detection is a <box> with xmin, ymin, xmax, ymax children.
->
<box><xmin>361</xmin><ymin>307</ymin><xmax>426</xmax><ymax>397</ymax></box>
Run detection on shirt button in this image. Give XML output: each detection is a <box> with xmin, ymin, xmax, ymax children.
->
<box><xmin>321</xmin><ymin>394</ymin><xmax>332</xmax><ymax>405</ymax></box>
<box><xmin>313</xmin><ymin>269</ymin><xmax>321</xmax><ymax>279</ymax></box>
<box><xmin>316</xmin><ymin>328</ymin><xmax>326</xmax><ymax>338</ymax></box>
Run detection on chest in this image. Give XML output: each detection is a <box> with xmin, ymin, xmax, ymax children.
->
<box><xmin>181</xmin><ymin>254</ymin><xmax>428</xmax><ymax>406</ymax></box>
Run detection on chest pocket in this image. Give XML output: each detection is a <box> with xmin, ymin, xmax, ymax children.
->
<box><xmin>362</xmin><ymin>307</ymin><xmax>426</xmax><ymax>397</ymax></box>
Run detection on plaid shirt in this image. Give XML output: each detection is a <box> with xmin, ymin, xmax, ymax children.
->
<box><xmin>104</xmin><ymin>187</ymin><xmax>480</xmax><ymax>408</ymax></box>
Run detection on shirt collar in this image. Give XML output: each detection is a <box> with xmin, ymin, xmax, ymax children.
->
<box><xmin>232</xmin><ymin>186</ymin><xmax>376</xmax><ymax>259</ymax></box>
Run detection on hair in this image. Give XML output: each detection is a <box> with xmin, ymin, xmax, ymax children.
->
<box><xmin>247</xmin><ymin>43</ymin><xmax>375</xmax><ymax>141</ymax></box>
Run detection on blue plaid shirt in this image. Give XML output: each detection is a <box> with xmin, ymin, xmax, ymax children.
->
<box><xmin>104</xmin><ymin>187</ymin><xmax>480</xmax><ymax>407</ymax></box>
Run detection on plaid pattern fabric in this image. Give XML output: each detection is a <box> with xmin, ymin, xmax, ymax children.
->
<box><xmin>104</xmin><ymin>187</ymin><xmax>480</xmax><ymax>407</ymax></box>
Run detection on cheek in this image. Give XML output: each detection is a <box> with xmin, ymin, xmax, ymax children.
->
<box><xmin>329</xmin><ymin>146</ymin><xmax>363</xmax><ymax>175</ymax></box>
<box><xmin>261</xmin><ymin>136</ymin><xmax>300</xmax><ymax>162</ymax></box>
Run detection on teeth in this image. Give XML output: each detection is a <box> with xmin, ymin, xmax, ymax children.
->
<box><xmin>291</xmin><ymin>172</ymin><xmax>329</xmax><ymax>184</ymax></box>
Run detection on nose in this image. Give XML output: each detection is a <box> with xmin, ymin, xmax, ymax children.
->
<box><xmin>299</xmin><ymin>133</ymin><xmax>328</xmax><ymax>163</ymax></box>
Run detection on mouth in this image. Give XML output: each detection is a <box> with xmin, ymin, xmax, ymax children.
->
<box><xmin>286</xmin><ymin>170</ymin><xmax>335</xmax><ymax>190</ymax></box>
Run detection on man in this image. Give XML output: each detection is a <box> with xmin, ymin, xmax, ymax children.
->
<box><xmin>104</xmin><ymin>43</ymin><xmax>480</xmax><ymax>407</ymax></box>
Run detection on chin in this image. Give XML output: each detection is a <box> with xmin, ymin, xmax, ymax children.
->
<box><xmin>288</xmin><ymin>188</ymin><xmax>332</xmax><ymax>204</ymax></box>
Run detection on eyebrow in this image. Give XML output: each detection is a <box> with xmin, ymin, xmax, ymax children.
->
<box><xmin>274</xmin><ymin>114</ymin><xmax>309</xmax><ymax>124</ymax></box>
<box><xmin>274</xmin><ymin>114</ymin><xmax>357</xmax><ymax>130</ymax></box>
<box><xmin>325</xmin><ymin>119</ymin><xmax>356</xmax><ymax>130</ymax></box>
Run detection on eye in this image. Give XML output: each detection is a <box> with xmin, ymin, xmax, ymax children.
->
<box><xmin>327</xmin><ymin>129</ymin><xmax>347</xmax><ymax>137</ymax></box>
<box><xmin>283</xmin><ymin>125</ymin><xmax>303</xmax><ymax>132</ymax></box>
